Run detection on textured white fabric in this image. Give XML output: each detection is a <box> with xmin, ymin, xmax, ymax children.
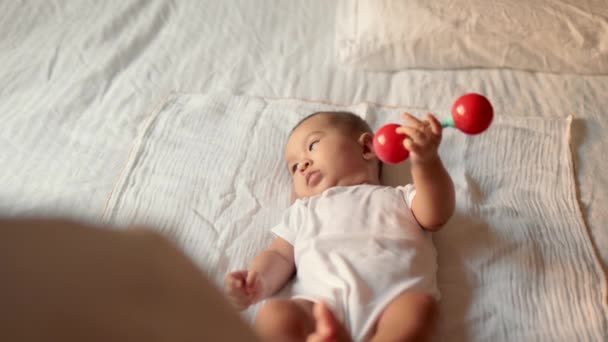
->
<box><xmin>336</xmin><ymin>0</ymin><xmax>608</xmax><ymax>74</ymax></box>
<box><xmin>1</xmin><ymin>1</ymin><xmax>607</xmax><ymax>272</ymax></box>
<box><xmin>103</xmin><ymin>92</ymin><xmax>607</xmax><ymax>341</ymax></box>
<box><xmin>271</xmin><ymin>184</ymin><xmax>437</xmax><ymax>341</ymax></box>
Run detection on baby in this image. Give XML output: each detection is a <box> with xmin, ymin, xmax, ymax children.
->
<box><xmin>225</xmin><ymin>111</ymin><xmax>455</xmax><ymax>341</ymax></box>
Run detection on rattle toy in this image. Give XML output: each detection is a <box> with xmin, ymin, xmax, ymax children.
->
<box><xmin>373</xmin><ymin>93</ymin><xmax>493</xmax><ymax>164</ymax></box>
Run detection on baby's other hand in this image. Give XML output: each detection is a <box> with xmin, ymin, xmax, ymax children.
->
<box><xmin>224</xmin><ymin>270</ymin><xmax>265</xmax><ymax>311</ymax></box>
<box><xmin>396</xmin><ymin>113</ymin><xmax>442</xmax><ymax>165</ymax></box>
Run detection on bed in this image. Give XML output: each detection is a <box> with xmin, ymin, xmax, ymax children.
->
<box><xmin>1</xmin><ymin>0</ymin><xmax>606</xmax><ymax>340</ymax></box>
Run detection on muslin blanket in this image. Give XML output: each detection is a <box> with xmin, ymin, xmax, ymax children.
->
<box><xmin>103</xmin><ymin>92</ymin><xmax>607</xmax><ymax>341</ymax></box>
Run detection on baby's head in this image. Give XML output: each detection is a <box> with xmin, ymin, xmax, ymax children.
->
<box><xmin>285</xmin><ymin>111</ymin><xmax>382</xmax><ymax>199</ymax></box>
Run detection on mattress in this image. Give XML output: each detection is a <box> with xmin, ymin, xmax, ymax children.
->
<box><xmin>1</xmin><ymin>0</ymin><xmax>606</xmax><ymax>339</ymax></box>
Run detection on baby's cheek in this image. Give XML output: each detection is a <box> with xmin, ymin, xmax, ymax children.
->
<box><xmin>340</xmin><ymin>155</ymin><xmax>367</xmax><ymax>173</ymax></box>
<box><xmin>293</xmin><ymin>180</ymin><xmax>306</xmax><ymax>197</ymax></box>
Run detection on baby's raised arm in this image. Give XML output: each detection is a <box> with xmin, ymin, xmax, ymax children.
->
<box><xmin>398</xmin><ymin>113</ymin><xmax>455</xmax><ymax>230</ymax></box>
<box><xmin>410</xmin><ymin>156</ymin><xmax>455</xmax><ymax>230</ymax></box>
<box><xmin>225</xmin><ymin>237</ymin><xmax>295</xmax><ymax>310</ymax></box>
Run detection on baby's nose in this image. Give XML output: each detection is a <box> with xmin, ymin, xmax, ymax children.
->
<box><xmin>299</xmin><ymin>160</ymin><xmax>311</xmax><ymax>172</ymax></box>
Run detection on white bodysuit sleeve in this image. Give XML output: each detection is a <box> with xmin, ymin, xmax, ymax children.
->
<box><xmin>270</xmin><ymin>200</ymin><xmax>304</xmax><ymax>245</ymax></box>
<box><xmin>397</xmin><ymin>184</ymin><xmax>417</xmax><ymax>208</ymax></box>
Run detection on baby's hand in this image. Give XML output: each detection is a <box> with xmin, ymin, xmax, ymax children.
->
<box><xmin>224</xmin><ymin>270</ymin><xmax>266</xmax><ymax>311</ymax></box>
<box><xmin>397</xmin><ymin>113</ymin><xmax>442</xmax><ymax>165</ymax></box>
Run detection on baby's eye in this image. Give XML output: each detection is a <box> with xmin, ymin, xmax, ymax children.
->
<box><xmin>308</xmin><ymin>140</ymin><xmax>319</xmax><ymax>151</ymax></box>
<box><xmin>291</xmin><ymin>163</ymin><xmax>299</xmax><ymax>174</ymax></box>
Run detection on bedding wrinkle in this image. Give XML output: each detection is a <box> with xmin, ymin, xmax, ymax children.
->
<box><xmin>191</xmin><ymin>207</ymin><xmax>219</xmax><ymax>240</ymax></box>
<box><xmin>214</xmin><ymin>107</ymin><xmax>266</xmax><ymax>249</ymax></box>
<box><xmin>556</xmin><ymin>0</ymin><xmax>597</xmax><ymax>21</ymax></box>
<box><xmin>83</xmin><ymin>0</ymin><xmax>170</xmax><ymax>100</ymax></box>
<box><xmin>462</xmin><ymin>173</ymin><xmax>484</xmax><ymax>204</ymax></box>
<box><xmin>93</xmin><ymin>0</ymin><xmax>152</xmax><ymax>46</ymax></box>
<box><xmin>46</xmin><ymin>45</ymin><xmax>60</xmax><ymax>81</ymax></box>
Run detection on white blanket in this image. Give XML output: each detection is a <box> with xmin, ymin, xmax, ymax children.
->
<box><xmin>102</xmin><ymin>92</ymin><xmax>607</xmax><ymax>341</ymax></box>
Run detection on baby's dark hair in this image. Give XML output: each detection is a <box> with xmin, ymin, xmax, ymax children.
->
<box><xmin>290</xmin><ymin>111</ymin><xmax>383</xmax><ymax>178</ymax></box>
<box><xmin>291</xmin><ymin>111</ymin><xmax>371</xmax><ymax>136</ymax></box>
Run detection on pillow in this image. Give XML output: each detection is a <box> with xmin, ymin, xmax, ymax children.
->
<box><xmin>336</xmin><ymin>0</ymin><xmax>608</xmax><ymax>74</ymax></box>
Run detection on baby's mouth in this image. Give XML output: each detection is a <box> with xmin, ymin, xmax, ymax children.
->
<box><xmin>306</xmin><ymin>170</ymin><xmax>322</xmax><ymax>186</ymax></box>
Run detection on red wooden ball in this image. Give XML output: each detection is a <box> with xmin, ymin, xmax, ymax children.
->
<box><xmin>452</xmin><ymin>93</ymin><xmax>493</xmax><ymax>135</ymax></box>
<box><xmin>373</xmin><ymin>123</ymin><xmax>409</xmax><ymax>164</ymax></box>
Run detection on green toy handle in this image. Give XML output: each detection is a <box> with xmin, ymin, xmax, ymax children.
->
<box><xmin>441</xmin><ymin>117</ymin><xmax>455</xmax><ymax>128</ymax></box>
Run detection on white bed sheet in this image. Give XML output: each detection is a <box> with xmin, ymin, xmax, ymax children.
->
<box><xmin>1</xmin><ymin>0</ymin><xmax>606</xmax><ymax>334</ymax></box>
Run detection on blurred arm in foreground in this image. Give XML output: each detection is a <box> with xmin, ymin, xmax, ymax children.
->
<box><xmin>0</xmin><ymin>218</ymin><xmax>259</xmax><ymax>342</ymax></box>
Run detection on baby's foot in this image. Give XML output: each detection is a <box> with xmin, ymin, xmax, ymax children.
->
<box><xmin>306</xmin><ymin>302</ymin><xmax>351</xmax><ymax>342</ymax></box>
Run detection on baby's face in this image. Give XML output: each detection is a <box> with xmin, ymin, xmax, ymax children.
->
<box><xmin>285</xmin><ymin>114</ymin><xmax>377</xmax><ymax>199</ymax></box>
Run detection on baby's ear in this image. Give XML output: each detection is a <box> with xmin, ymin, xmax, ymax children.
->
<box><xmin>358</xmin><ymin>132</ymin><xmax>376</xmax><ymax>160</ymax></box>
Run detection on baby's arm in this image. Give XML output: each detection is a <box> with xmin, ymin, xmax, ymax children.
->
<box><xmin>225</xmin><ymin>237</ymin><xmax>295</xmax><ymax>310</ymax></box>
<box><xmin>398</xmin><ymin>113</ymin><xmax>455</xmax><ymax>230</ymax></box>
<box><xmin>410</xmin><ymin>156</ymin><xmax>455</xmax><ymax>230</ymax></box>
<box><xmin>248</xmin><ymin>237</ymin><xmax>296</xmax><ymax>297</ymax></box>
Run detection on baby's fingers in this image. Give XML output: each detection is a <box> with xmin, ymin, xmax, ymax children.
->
<box><xmin>229</xmin><ymin>294</ymin><xmax>253</xmax><ymax>311</ymax></box>
<box><xmin>425</xmin><ymin>113</ymin><xmax>442</xmax><ymax>137</ymax></box>
<box><xmin>403</xmin><ymin>138</ymin><xmax>423</xmax><ymax>155</ymax></box>
<box><xmin>225</xmin><ymin>271</ymin><xmax>246</xmax><ymax>290</ymax></box>
<box><xmin>396</xmin><ymin>126</ymin><xmax>426</xmax><ymax>144</ymax></box>
<box><xmin>246</xmin><ymin>271</ymin><xmax>257</xmax><ymax>288</ymax></box>
<box><xmin>246</xmin><ymin>271</ymin><xmax>263</xmax><ymax>297</ymax></box>
<box><xmin>402</xmin><ymin>112</ymin><xmax>429</xmax><ymax>131</ymax></box>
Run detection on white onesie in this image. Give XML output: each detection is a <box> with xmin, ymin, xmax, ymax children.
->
<box><xmin>271</xmin><ymin>184</ymin><xmax>439</xmax><ymax>341</ymax></box>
